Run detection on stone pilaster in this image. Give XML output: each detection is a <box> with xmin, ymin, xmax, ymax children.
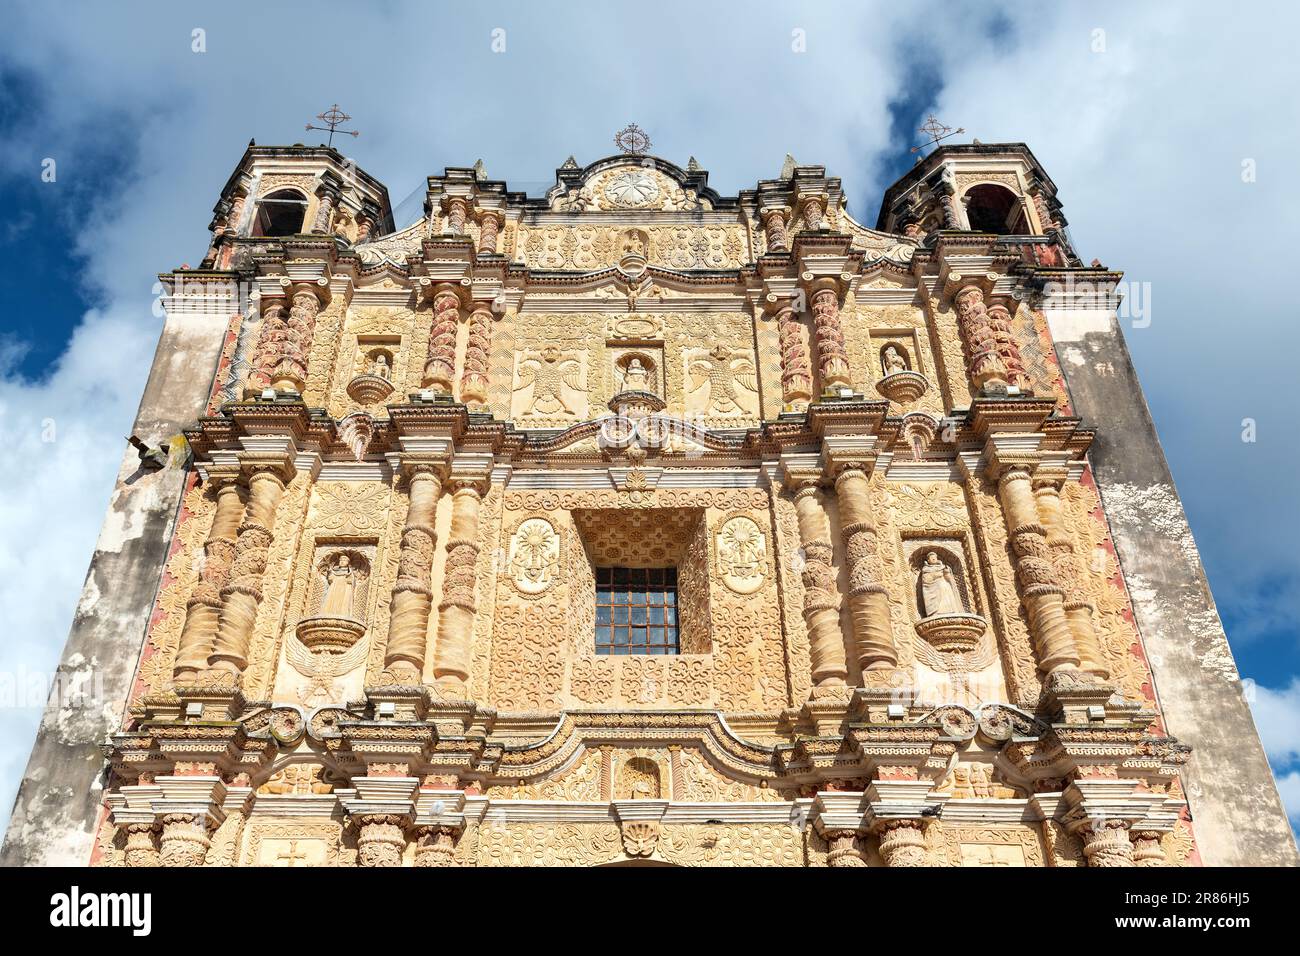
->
<box><xmin>1033</xmin><ymin>476</ymin><xmax>1108</xmax><ymax>677</ymax></box>
<box><xmin>422</xmin><ymin>283</ymin><xmax>460</xmax><ymax>393</ymax></box>
<box><xmin>986</xmin><ymin>301</ymin><xmax>1027</xmax><ymax>390</ymax></box>
<box><xmin>209</xmin><ymin>464</ymin><xmax>290</xmax><ymax>675</ymax></box>
<box><xmin>459</xmin><ymin>301</ymin><xmax>494</xmax><ymax>407</ymax></box>
<box><xmin>995</xmin><ymin>466</ymin><xmax>1079</xmax><ymax>676</ymax></box>
<box><xmin>791</xmin><ymin>482</ymin><xmax>848</xmax><ymax>689</ymax></box>
<box><xmin>955</xmin><ymin>284</ymin><xmax>1011</xmax><ymax>395</ymax></box>
<box><xmin>174</xmin><ymin>478</ymin><xmax>243</xmax><ymax>681</ymax></box>
<box><xmin>809</xmin><ymin>278</ymin><xmax>851</xmax><ymax>393</ymax></box>
<box><xmin>383</xmin><ymin>466</ymin><xmax>444</xmax><ymax>684</ymax></box>
<box><xmin>833</xmin><ymin>466</ymin><xmax>897</xmax><ymax>674</ymax></box>
<box><xmin>432</xmin><ymin>482</ymin><xmax>484</xmax><ymax>693</ymax></box>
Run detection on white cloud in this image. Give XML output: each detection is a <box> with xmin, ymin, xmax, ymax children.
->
<box><xmin>1248</xmin><ymin>679</ymin><xmax>1300</xmax><ymax>767</ymax></box>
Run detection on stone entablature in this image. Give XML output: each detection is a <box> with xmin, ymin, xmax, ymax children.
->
<box><xmin>88</xmin><ymin>144</ymin><xmax>1206</xmax><ymax>868</ymax></box>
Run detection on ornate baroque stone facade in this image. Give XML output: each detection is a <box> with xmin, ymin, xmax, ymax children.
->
<box><xmin>45</xmin><ymin>142</ymin><xmax>1235</xmax><ymax>867</ymax></box>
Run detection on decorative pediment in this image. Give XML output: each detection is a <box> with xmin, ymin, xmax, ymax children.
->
<box><xmin>547</xmin><ymin>156</ymin><xmax>722</xmax><ymax>212</ymax></box>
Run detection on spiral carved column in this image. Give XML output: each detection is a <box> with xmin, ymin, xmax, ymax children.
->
<box><xmin>158</xmin><ymin>814</ymin><xmax>211</xmax><ymax>867</ymax></box>
<box><xmin>445</xmin><ymin>197</ymin><xmax>469</xmax><ymax>235</ymax></box>
<box><xmin>834</xmin><ymin>467</ymin><xmax>898</xmax><ymax>673</ymax></box>
<box><xmin>986</xmin><ymin>302</ymin><xmax>1026</xmax><ymax>390</ymax></box>
<box><xmin>876</xmin><ymin>821</ymin><xmax>930</xmax><ymax>866</ymax></box>
<box><xmin>269</xmin><ymin>284</ymin><xmax>322</xmax><ymax>393</ymax></box>
<box><xmin>996</xmin><ymin>466</ymin><xmax>1079</xmax><ymax>675</ymax></box>
<box><xmin>433</xmin><ymin>483</ymin><xmax>483</xmax><ymax>693</ymax></box>
<box><xmin>209</xmin><ymin>467</ymin><xmax>286</xmax><ymax>675</ymax></box>
<box><xmin>1034</xmin><ymin>479</ymin><xmax>1108</xmax><ymax>677</ymax></box>
<box><xmin>801</xmin><ymin>196</ymin><xmax>826</xmax><ymax>230</ymax></box>
<box><xmin>762</xmin><ymin>208</ymin><xmax>789</xmax><ymax>252</ymax></box>
<box><xmin>773</xmin><ymin>299</ymin><xmax>813</xmax><ymax>410</ymax></box>
<box><xmin>383</xmin><ymin>468</ymin><xmax>443</xmax><ymax>684</ymax></box>
<box><xmin>810</xmin><ymin>280</ymin><xmax>851</xmax><ymax>393</ymax></box>
<box><xmin>174</xmin><ymin>480</ymin><xmax>245</xmax><ymax>681</ymax></box>
<box><xmin>955</xmin><ymin>285</ymin><xmax>1010</xmax><ymax>395</ymax></box>
<box><xmin>311</xmin><ymin>187</ymin><xmax>338</xmax><ymax>233</ymax></box>
<box><xmin>248</xmin><ymin>295</ymin><xmax>289</xmax><ymax>392</ymax></box>
<box><xmin>355</xmin><ymin>815</ymin><xmax>407</xmax><ymax>867</ymax></box>
<box><xmin>459</xmin><ymin>301</ymin><xmax>493</xmax><ymax>407</ymax></box>
<box><xmin>792</xmin><ymin>483</ymin><xmax>848</xmax><ymax>689</ymax></box>
<box><xmin>477</xmin><ymin>211</ymin><xmax>501</xmax><ymax>255</ymax></box>
<box><xmin>422</xmin><ymin>284</ymin><xmax>460</xmax><ymax>393</ymax></box>
<box><xmin>1079</xmin><ymin>820</ymin><xmax>1136</xmax><ymax>867</ymax></box>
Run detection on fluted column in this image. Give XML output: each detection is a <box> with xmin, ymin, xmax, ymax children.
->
<box><xmin>383</xmin><ymin>467</ymin><xmax>443</xmax><ymax>684</ymax></box>
<box><xmin>174</xmin><ymin>480</ymin><xmax>244</xmax><ymax>681</ymax></box>
<box><xmin>158</xmin><ymin>814</ymin><xmax>211</xmax><ymax>867</ymax></box>
<box><xmin>1131</xmin><ymin>830</ymin><xmax>1168</xmax><ymax>866</ymax></box>
<box><xmin>476</xmin><ymin>211</ymin><xmax>501</xmax><ymax>255</ymax></box>
<box><xmin>810</xmin><ymin>279</ymin><xmax>851</xmax><ymax>393</ymax></box>
<box><xmin>355</xmin><ymin>815</ymin><xmax>407</xmax><ymax>867</ymax></box>
<box><xmin>996</xmin><ymin>466</ymin><xmax>1079</xmax><ymax>675</ymax></box>
<box><xmin>834</xmin><ymin>467</ymin><xmax>897</xmax><ymax>673</ymax></box>
<box><xmin>792</xmin><ymin>483</ymin><xmax>848</xmax><ymax>689</ymax></box>
<box><xmin>1078</xmin><ymin>820</ymin><xmax>1136</xmax><ymax>867</ymax></box>
<box><xmin>209</xmin><ymin>467</ymin><xmax>286</xmax><ymax>675</ymax></box>
<box><xmin>955</xmin><ymin>284</ymin><xmax>1010</xmax><ymax>395</ymax></box>
<box><xmin>1034</xmin><ymin>479</ymin><xmax>1108</xmax><ymax>677</ymax></box>
<box><xmin>761</xmin><ymin>208</ymin><xmax>790</xmax><ymax>252</ymax></box>
<box><xmin>773</xmin><ymin>298</ymin><xmax>813</xmax><ymax>410</ymax></box>
<box><xmin>422</xmin><ymin>283</ymin><xmax>460</xmax><ymax>393</ymax></box>
<box><xmin>432</xmin><ymin>482</ymin><xmax>483</xmax><ymax>692</ymax></box>
<box><xmin>876</xmin><ymin>820</ymin><xmax>930</xmax><ymax>866</ymax></box>
<box><xmin>459</xmin><ymin>301</ymin><xmax>493</xmax><ymax>406</ymax></box>
<box><xmin>413</xmin><ymin>825</ymin><xmax>459</xmax><ymax>866</ymax></box>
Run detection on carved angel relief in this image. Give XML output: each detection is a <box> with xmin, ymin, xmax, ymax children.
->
<box><xmin>716</xmin><ymin>515</ymin><xmax>767</xmax><ymax>594</ymax></box>
<box><xmin>508</xmin><ymin>518</ymin><xmax>562</xmax><ymax>595</ymax></box>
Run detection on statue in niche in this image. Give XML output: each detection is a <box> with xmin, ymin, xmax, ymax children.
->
<box><xmin>624</xmin><ymin>357</ymin><xmax>651</xmax><ymax>391</ymax></box>
<box><xmin>882</xmin><ymin>344</ymin><xmax>909</xmax><ymax>376</ymax></box>
<box><xmin>919</xmin><ymin>551</ymin><xmax>964</xmax><ymax>617</ymax></box>
<box><xmin>319</xmin><ymin>554</ymin><xmax>358</xmax><ymax>620</ymax></box>
<box><xmin>370</xmin><ymin>353</ymin><xmax>391</xmax><ymax>380</ymax></box>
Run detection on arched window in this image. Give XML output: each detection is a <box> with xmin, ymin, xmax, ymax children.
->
<box><xmin>964</xmin><ymin>184</ymin><xmax>1028</xmax><ymax>235</ymax></box>
<box><xmin>253</xmin><ymin>189</ymin><xmax>309</xmax><ymax>237</ymax></box>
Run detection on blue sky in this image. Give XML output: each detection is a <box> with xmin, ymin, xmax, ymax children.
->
<box><xmin>0</xmin><ymin>0</ymin><xmax>1297</xmax><ymax>833</ymax></box>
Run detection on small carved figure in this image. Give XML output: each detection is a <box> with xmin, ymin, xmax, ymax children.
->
<box><xmin>622</xmin><ymin>356</ymin><xmax>651</xmax><ymax>392</ymax></box>
<box><xmin>319</xmin><ymin>554</ymin><xmax>357</xmax><ymax>619</ymax></box>
<box><xmin>882</xmin><ymin>345</ymin><xmax>908</xmax><ymax>376</ymax></box>
<box><xmin>517</xmin><ymin>347</ymin><xmax>583</xmax><ymax>416</ymax></box>
<box><xmin>371</xmin><ymin>353</ymin><xmax>391</xmax><ymax>380</ymax></box>
<box><xmin>919</xmin><ymin>551</ymin><xmax>964</xmax><ymax>616</ymax></box>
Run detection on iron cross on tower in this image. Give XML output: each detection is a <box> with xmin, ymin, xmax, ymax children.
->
<box><xmin>306</xmin><ymin>104</ymin><xmax>360</xmax><ymax>149</ymax></box>
<box><xmin>911</xmin><ymin>114</ymin><xmax>964</xmax><ymax>154</ymax></box>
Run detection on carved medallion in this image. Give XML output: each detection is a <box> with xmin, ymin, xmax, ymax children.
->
<box><xmin>508</xmin><ymin>517</ymin><xmax>562</xmax><ymax>595</ymax></box>
<box><xmin>716</xmin><ymin>515</ymin><xmax>766</xmax><ymax>594</ymax></box>
<box><xmin>604</xmin><ymin>170</ymin><xmax>660</xmax><ymax>207</ymax></box>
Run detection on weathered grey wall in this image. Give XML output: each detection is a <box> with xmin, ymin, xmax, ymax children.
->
<box><xmin>0</xmin><ymin>305</ymin><xmax>231</xmax><ymax>867</ymax></box>
<box><xmin>1045</xmin><ymin>303</ymin><xmax>1298</xmax><ymax>867</ymax></box>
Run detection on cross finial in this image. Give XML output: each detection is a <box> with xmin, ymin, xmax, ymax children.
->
<box><xmin>614</xmin><ymin>123</ymin><xmax>652</xmax><ymax>157</ymax></box>
<box><xmin>911</xmin><ymin>114</ymin><xmax>964</xmax><ymax>154</ymax></box>
<box><xmin>306</xmin><ymin>104</ymin><xmax>360</xmax><ymax>149</ymax></box>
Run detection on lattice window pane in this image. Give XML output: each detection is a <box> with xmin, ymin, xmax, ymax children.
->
<box><xmin>594</xmin><ymin>566</ymin><xmax>679</xmax><ymax>655</ymax></box>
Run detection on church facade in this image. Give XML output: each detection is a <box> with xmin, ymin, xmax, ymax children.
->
<box><xmin>5</xmin><ymin>137</ymin><xmax>1295</xmax><ymax>867</ymax></box>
